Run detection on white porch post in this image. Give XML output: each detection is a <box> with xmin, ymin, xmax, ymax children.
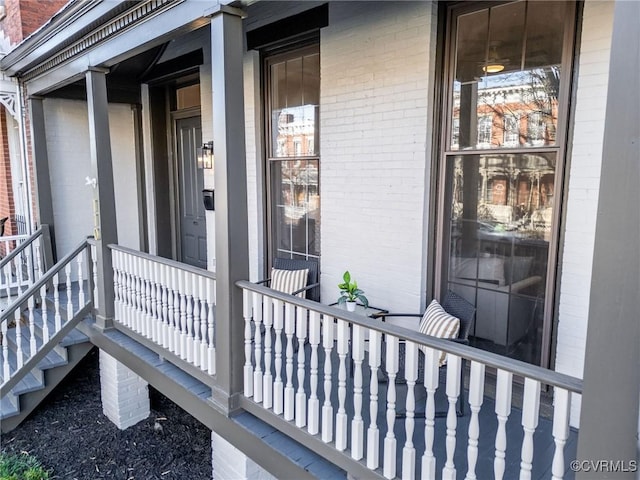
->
<box><xmin>85</xmin><ymin>67</ymin><xmax>118</xmax><ymax>329</ymax></box>
<box><xmin>207</xmin><ymin>5</ymin><xmax>249</xmax><ymax>413</ymax></box>
<box><xmin>576</xmin><ymin>0</ymin><xmax>640</xmax><ymax>475</ymax></box>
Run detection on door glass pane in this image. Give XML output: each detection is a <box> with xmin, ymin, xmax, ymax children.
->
<box><xmin>270</xmin><ymin>53</ymin><xmax>319</xmax><ymax>158</ymax></box>
<box><xmin>451</xmin><ymin>1</ymin><xmax>566</xmax><ymax>150</ymax></box>
<box><xmin>446</xmin><ymin>152</ymin><xmax>555</xmax><ymax>364</ymax></box>
<box><xmin>271</xmin><ymin>160</ymin><xmax>320</xmax><ymax>259</ymax></box>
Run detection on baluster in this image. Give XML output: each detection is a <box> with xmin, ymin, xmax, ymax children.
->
<box><xmin>91</xmin><ymin>244</ymin><xmax>99</xmax><ymax>311</ymax></box>
<box><xmin>154</xmin><ymin>262</ymin><xmax>163</xmax><ymax>344</ymax></box>
<box><xmin>24</xmin><ymin>242</ymin><xmax>33</xmax><ymax>285</ymax></box>
<box><xmin>77</xmin><ymin>249</ymin><xmax>85</xmax><ymax>307</ymax></box>
<box><xmin>34</xmin><ymin>238</ymin><xmax>43</xmax><ymax>280</ymax></box>
<box><xmin>28</xmin><ymin>296</ymin><xmax>36</xmax><ymax>357</ymax></box>
<box><xmin>166</xmin><ymin>266</ymin><xmax>176</xmax><ymax>352</ymax></box>
<box><xmin>383</xmin><ymin>334</ymin><xmax>399</xmax><ymax>479</ymax></box>
<box><xmin>551</xmin><ymin>388</ymin><xmax>571</xmax><ymax>480</ymax></box>
<box><xmin>284</xmin><ymin>302</ymin><xmax>295</xmax><ymax>420</ymax></box>
<box><xmin>295</xmin><ymin>306</ymin><xmax>308</xmax><ymax>428</ymax></box>
<box><xmin>243</xmin><ymin>288</ymin><xmax>254</xmax><ymax>397</ymax></box>
<box><xmin>112</xmin><ymin>251</ymin><xmax>121</xmax><ymax>321</ymax></box>
<box><xmin>136</xmin><ymin>256</ymin><xmax>151</xmax><ymax>338</ymax></box>
<box><xmin>3</xmin><ymin>263</ymin><xmax>11</xmax><ymax>300</ymax></box>
<box><xmin>127</xmin><ymin>255</ymin><xmax>136</xmax><ymax>329</ymax></box>
<box><xmin>130</xmin><ymin>256</ymin><xmax>139</xmax><ymax>331</ymax></box>
<box><xmin>15</xmin><ymin>309</ymin><xmax>23</xmax><ymax>368</ymax></box>
<box><xmin>402</xmin><ymin>341</ymin><xmax>418</xmax><ymax>480</ymax></box>
<box><xmin>199</xmin><ymin>276</ymin><xmax>208</xmax><ymax>371</ymax></box>
<box><xmin>185</xmin><ymin>273</ymin><xmax>194</xmax><ymax>362</ymax></box>
<box><xmin>161</xmin><ymin>264</ymin><xmax>170</xmax><ymax>349</ymax></box>
<box><xmin>307</xmin><ymin>310</ymin><xmax>321</xmax><ymax>435</ymax></box>
<box><xmin>367</xmin><ymin>329</ymin><xmax>382</xmax><ymax>470</ymax></box>
<box><xmin>192</xmin><ymin>275</ymin><xmax>201</xmax><ymax>367</ymax></box>
<box><xmin>465</xmin><ymin>361</ymin><xmax>486</xmax><ymax>480</ymax></box>
<box><xmin>494</xmin><ymin>369</ymin><xmax>513</xmax><ymax>480</ymax></box>
<box><xmin>178</xmin><ymin>270</ymin><xmax>188</xmax><ymax>359</ymax></box>
<box><xmin>207</xmin><ymin>278</ymin><xmax>215</xmax><ymax>375</ymax></box>
<box><xmin>53</xmin><ymin>273</ymin><xmax>62</xmax><ymax>331</ymax></box>
<box><xmin>519</xmin><ymin>378</ymin><xmax>541</xmax><ymax>480</ymax></box>
<box><xmin>173</xmin><ymin>268</ymin><xmax>181</xmax><ymax>354</ymax></box>
<box><xmin>351</xmin><ymin>324</ymin><xmax>365</xmax><ymax>460</ymax></box>
<box><xmin>321</xmin><ymin>315</ymin><xmax>335</xmax><ymax>443</ymax></box>
<box><xmin>335</xmin><ymin>318</ymin><xmax>350</xmax><ymax>451</ymax></box>
<box><xmin>40</xmin><ymin>284</ymin><xmax>49</xmax><ymax>343</ymax></box>
<box><xmin>442</xmin><ymin>354</ymin><xmax>462</xmax><ymax>480</ymax></box>
<box><xmin>262</xmin><ymin>296</ymin><xmax>273</xmax><ymax>409</ymax></box>
<box><xmin>253</xmin><ymin>291</ymin><xmax>264</xmax><ymax>404</ymax></box>
<box><xmin>2</xmin><ymin>321</ymin><xmax>9</xmax><ymax>379</ymax></box>
<box><xmin>15</xmin><ymin>255</ymin><xmax>24</xmax><ymax>298</ymax></box>
<box><xmin>272</xmin><ymin>299</ymin><xmax>284</xmax><ymax>414</ymax></box>
<box><xmin>421</xmin><ymin>347</ymin><xmax>440</xmax><ymax>479</ymax></box>
<box><xmin>65</xmin><ymin>262</ymin><xmax>73</xmax><ymax>319</ymax></box>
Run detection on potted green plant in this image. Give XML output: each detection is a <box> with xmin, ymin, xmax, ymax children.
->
<box><xmin>337</xmin><ymin>270</ymin><xmax>369</xmax><ymax>312</ymax></box>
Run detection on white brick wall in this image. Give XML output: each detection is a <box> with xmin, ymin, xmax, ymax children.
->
<box><xmin>211</xmin><ymin>431</ymin><xmax>276</xmax><ymax>480</ymax></box>
<box><xmin>319</xmin><ymin>1</ymin><xmax>435</xmax><ymax>312</ymax></box>
<box><xmin>99</xmin><ymin>350</ymin><xmax>150</xmax><ymax>430</ymax></box>
<box><xmin>44</xmin><ymin>99</ymin><xmax>140</xmax><ymax>257</ymax></box>
<box><xmin>555</xmin><ymin>0</ymin><xmax>615</xmax><ymax>426</ymax></box>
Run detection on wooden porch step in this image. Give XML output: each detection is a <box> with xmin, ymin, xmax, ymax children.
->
<box><xmin>0</xmin><ymin>393</ymin><xmax>19</xmax><ymax>419</ymax></box>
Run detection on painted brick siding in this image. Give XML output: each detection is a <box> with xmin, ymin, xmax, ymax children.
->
<box><xmin>43</xmin><ymin>99</ymin><xmax>140</xmax><ymax>258</ymax></box>
<box><xmin>319</xmin><ymin>2</ymin><xmax>435</xmax><ymax>312</ymax></box>
<box><xmin>99</xmin><ymin>350</ymin><xmax>150</xmax><ymax>430</ymax></box>
<box><xmin>211</xmin><ymin>431</ymin><xmax>276</xmax><ymax>480</ymax></box>
<box><xmin>555</xmin><ymin>0</ymin><xmax>614</xmax><ymax>426</ymax></box>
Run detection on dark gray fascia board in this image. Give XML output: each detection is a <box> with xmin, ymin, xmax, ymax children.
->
<box><xmin>0</xmin><ymin>0</ymin><xmax>119</xmax><ymax>75</ymax></box>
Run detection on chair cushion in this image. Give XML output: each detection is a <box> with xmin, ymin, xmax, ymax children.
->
<box><xmin>270</xmin><ymin>268</ymin><xmax>309</xmax><ymax>298</ymax></box>
<box><xmin>419</xmin><ymin>299</ymin><xmax>460</xmax><ymax>366</ymax></box>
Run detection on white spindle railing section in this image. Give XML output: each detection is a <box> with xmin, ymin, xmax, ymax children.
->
<box><xmin>110</xmin><ymin>245</ymin><xmax>216</xmax><ymax>375</ymax></box>
<box><xmin>0</xmin><ymin>227</ymin><xmax>51</xmax><ymax>311</ymax></box>
<box><xmin>237</xmin><ymin>281</ymin><xmax>583</xmax><ymax>480</ymax></box>
<box><xmin>0</xmin><ymin>240</ymin><xmax>91</xmax><ymax>391</ymax></box>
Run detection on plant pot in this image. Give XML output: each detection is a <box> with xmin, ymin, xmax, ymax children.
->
<box><xmin>346</xmin><ymin>301</ymin><xmax>357</xmax><ymax>312</ymax></box>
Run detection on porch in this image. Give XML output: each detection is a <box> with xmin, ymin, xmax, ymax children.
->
<box><xmin>1</xmin><ymin>242</ymin><xmax>582</xmax><ymax>478</ymax></box>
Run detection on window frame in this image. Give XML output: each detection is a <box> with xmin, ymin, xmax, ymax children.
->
<box><xmin>263</xmin><ymin>42</ymin><xmax>321</xmax><ymax>269</ymax></box>
<box><xmin>434</xmin><ymin>0</ymin><xmax>578</xmax><ymax>368</ymax></box>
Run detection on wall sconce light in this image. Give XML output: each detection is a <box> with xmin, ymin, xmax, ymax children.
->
<box><xmin>197</xmin><ymin>141</ymin><xmax>214</xmax><ymax>169</ymax></box>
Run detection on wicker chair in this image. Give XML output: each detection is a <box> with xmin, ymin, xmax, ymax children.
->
<box><xmin>375</xmin><ymin>290</ymin><xmax>476</xmax><ymax>417</ymax></box>
<box><xmin>257</xmin><ymin>257</ymin><xmax>320</xmax><ymax>302</ymax></box>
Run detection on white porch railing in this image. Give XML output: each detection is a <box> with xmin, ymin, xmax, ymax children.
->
<box><xmin>111</xmin><ymin>246</ymin><xmax>216</xmax><ymax>375</ymax></box>
<box><xmin>237</xmin><ymin>281</ymin><xmax>583</xmax><ymax>480</ymax></box>
<box><xmin>1</xmin><ymin>239</ymin><xmax>92</xmax><ymax>394</ymax></box>
<box><xmin>0</xmin><ymin>226</ymin><xmax>52</xmax><ymax>310</ymax></box>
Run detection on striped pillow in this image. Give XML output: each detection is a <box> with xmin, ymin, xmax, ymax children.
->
<box><xmin>419</xmin><ymin>299</ymin><xmax>460</xmax><ymax>366</ymax></box>
<box><xmin>270</xmin><ymin>268</ymin><xmax>309</xmax><ymax>298</ymax></box>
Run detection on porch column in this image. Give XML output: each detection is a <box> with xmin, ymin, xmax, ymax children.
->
<box><xmin>207</xmin><ymin>4</ymin><xmax>249</xmax><ymax>414</ymax></box>
<box><xmin>576</xmin><ymin>0</ymin><xmax>639</xmax><ymax>476</ymax></box>
<box><xmin>28</xmin><ymin>96</ymin><xmax>56</xmax><ymax>258</ymax></box>
<box><xmin>85</xmin><ymin>67</ymin><xmax>118</xmax><ymax>330</ymax></box>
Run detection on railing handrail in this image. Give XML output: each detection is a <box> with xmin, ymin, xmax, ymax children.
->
<box><xmin>236</xmin><ymin>279</ymin><xmax>583</xmax><ymax>394</ymax></box>
<box><xmin>0</xmin><ymin>233</ymin><xmax>30</xmax><ymax>243</ymax></box>
<box><xmin>109</xmin><ymin>244</ymin><xmax>216</xmax><ymax>281</ymax></box>
<box><xmin>0</xmin><ymin>239</ymin><xmax>90</xmax><ymax>323</ymax></box>
<box><xmin>0</xmin><ymin>227</ymin><xmax>43</xmax><ymax>269</ymax></box>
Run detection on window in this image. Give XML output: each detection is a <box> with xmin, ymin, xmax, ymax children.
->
<box><xmin>438</xmin><ymin>1</ymin><xmax>575</xmax><ymax>367</ymax></box>
<box><xmin>265</xmin><ymin>44</ymin><xmax>320</xmax><ymax>263</ymax></box>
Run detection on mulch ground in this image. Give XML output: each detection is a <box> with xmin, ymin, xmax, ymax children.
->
<box><xmin>0</xmin><ymin>348</ymin><xmax>212</xmax><ymax>480</ymax></box>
